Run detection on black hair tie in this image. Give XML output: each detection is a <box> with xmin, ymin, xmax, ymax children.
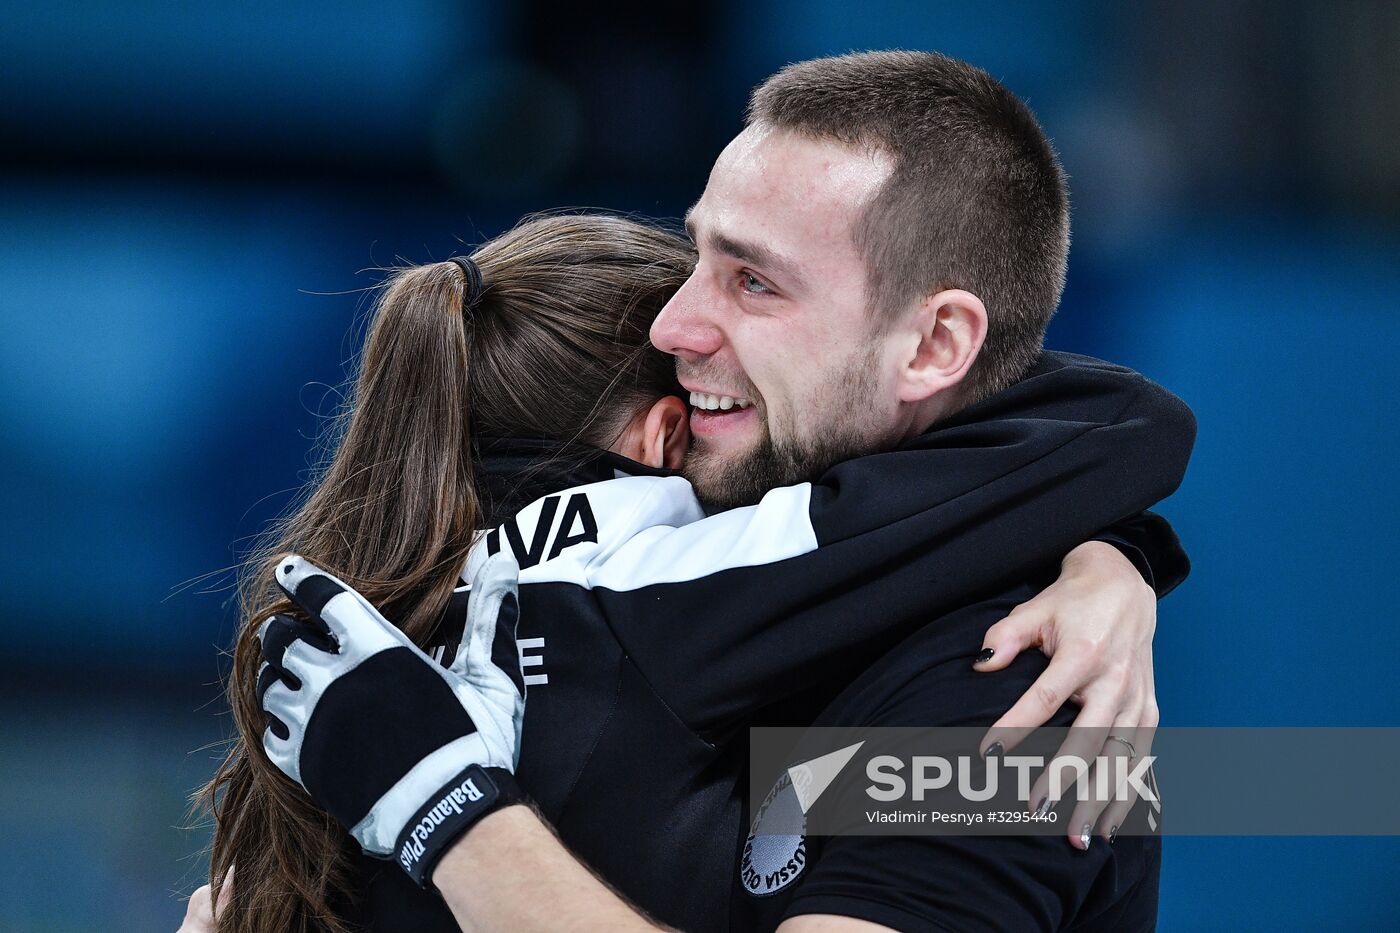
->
<box><xmin>449</xmin><ymin>256</ymin><xmax>485</xmax><ymax>311</ymax></box>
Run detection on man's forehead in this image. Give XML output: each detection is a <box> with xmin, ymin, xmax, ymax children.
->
<box><xmin>689</xmin><ymin>126</ymin><xmax>892</xmax><ymax>261</ymax></box>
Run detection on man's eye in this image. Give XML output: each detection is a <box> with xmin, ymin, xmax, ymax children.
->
<box><xmin>740</xmin><ymin>272</ymin><xmax>770</xmax><ymax>295</ymax></box>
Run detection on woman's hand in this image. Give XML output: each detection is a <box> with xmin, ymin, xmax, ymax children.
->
<box><xmin>975</xmin><ymin>540</ymin><xmax>1159</xmax><ymax>848</ymax></box>
<box><xmin>258</xmin><ymin>554</ymin><xmax>527</xmax><ymax>886</ymax></box>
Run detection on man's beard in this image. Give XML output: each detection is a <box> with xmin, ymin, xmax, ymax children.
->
<box><xmin>685</xmin><ymin>424</ymin><xmax>874</xmax><ymax>511</ymax></box>
<box><xmin>683</xmin><ymin>349</ymin><xmax>882</xmax><ymax>511</ymax></box>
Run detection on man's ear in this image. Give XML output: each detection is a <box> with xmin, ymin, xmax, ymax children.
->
<box><xmin>612</xmin><ymin>396</ymin><xmax>690</xmax><ymax>469</ymax></box>
<box><xmin>897</xmin><ymin>288</ymin><xmax>988</xmax><ymax>404</ymax></box>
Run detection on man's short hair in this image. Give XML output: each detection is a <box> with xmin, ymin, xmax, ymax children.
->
<box><xmin>748</xmin><ymin>50</ymin><xmax>1070</xmax><ymax>402</ymax></box>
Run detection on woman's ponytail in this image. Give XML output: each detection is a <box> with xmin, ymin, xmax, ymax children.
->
<box><xmin>306</xmin><ymin>259</ymin><xmax>485</xmax><ymax>639</ymax></box>
<box><xmin>201</xmin><ymin>259</ymin><xmax>489</xmax><ymax>933</ymax></box>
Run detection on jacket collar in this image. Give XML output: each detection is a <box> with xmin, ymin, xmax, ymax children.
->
<box><xmin>474</xmin><ymin>435</ymin><xmax>676</xmax><ymax>526</ymax></box>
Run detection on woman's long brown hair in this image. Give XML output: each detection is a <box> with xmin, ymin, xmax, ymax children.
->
<box><xmin>196</xmin><ymin>213</ymin><xmax>694</xmax><ymax>932</ymax></box>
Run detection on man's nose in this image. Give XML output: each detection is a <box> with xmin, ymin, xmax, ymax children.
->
<box><xmin>651</xmin><ymin>274</ymin><xmax>724</xmax><ymax>359</ymax></box>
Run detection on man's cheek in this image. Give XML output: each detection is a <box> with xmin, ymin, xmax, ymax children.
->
<box><xmin>763</xmin><ymin>404</ymin><xmax>802</xmax><ymax>452</ymax></box>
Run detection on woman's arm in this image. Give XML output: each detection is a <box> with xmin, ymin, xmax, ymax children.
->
<box><xmin>432</xmin><ymin>806</ymin><xmax>667</xmax><ymax>933</ymax></box>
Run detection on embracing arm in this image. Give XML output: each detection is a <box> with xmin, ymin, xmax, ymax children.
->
<box><xmin>432</xmin><ymin>805</ymin><xmax>666</xmax><ymax>933</ymax></box>
<box><xmin>449</xmin><ymin>354</ymin><xmax>1190</xmax><ymax>738</ymax></box>
<box><xmin>588</xmin><ymin>353</ymin><xmax>1194</xmax><ymax>732</ymax></box>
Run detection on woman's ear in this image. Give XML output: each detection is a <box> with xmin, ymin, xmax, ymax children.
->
<box><xmin>642</xmin><ymin>396</ymin><xmax>690</xmax><ymax>469</ymax></box>
<box><xmin>612</xmin><ymin>396</ymin><xmax>690</xmax><ymax>469</ymax></box>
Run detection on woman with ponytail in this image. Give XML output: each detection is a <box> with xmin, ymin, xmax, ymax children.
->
<box><xmin>199</xmin><ymin>213</ymin><xmax>697</xmax><ymax>933</ymax></box>
<box><xmin>192</xmin><ymin>211</ymin><xmax>1189</xmax><ymax>932</ymax></box>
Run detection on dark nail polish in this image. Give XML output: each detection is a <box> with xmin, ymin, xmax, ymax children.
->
<box><xmin>976</xmin><ymin>647</ymin><xmax>995</xmax><ymax>663</ymax></box>
<box><xmin>1109</xmin><ymin>826</ymin><xmax>1119</xmax><ymax>844</ymax></box>
<box><xmin>1079</xmin><ymin>824</ymin><xmax>1092</xmax><ymax>850</ymax></box>
<box><xmin>983</xmin><ymin>741</ymin><xmax>1003</xmax><ymax>759</ymax></box>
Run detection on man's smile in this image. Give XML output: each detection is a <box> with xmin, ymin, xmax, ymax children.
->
<box><xmin>688</xmin><ymin>389</ymin><xmax>754</xmax><ymax>411</ymax></box>
<box><xmin>688</xmin><ymin>394</ymin><xmax>760</xmax><ymax>438</ymax></box>
<box><xmin>681</xmin><ymin>380</ymin><xmax>762</xmax><ymax>439</ymax></box>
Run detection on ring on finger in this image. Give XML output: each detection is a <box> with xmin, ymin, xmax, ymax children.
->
<box><xmin>1105</xmin><ymin>734</ymin><xmax>1137</xmax><ymax>760</ymax></box>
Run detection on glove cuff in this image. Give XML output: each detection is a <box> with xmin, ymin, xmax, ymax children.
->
<box><xmin>393</xmin><ymin>765</ymin><xmax>527</xmax><ymax>888</ymax></box>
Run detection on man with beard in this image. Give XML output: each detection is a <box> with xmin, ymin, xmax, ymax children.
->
<box><xmin>215</xmin><ymin>51</ymin><xmax>1190</xmax><ymax>932</ymax></box>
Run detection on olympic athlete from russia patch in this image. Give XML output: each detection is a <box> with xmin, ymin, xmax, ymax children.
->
<box><xmin>742</xmin><ymin>740</ymin><xmax>867</xmax><ymax>896</ymax></box>
<box><xmin>741</xmin><ymin>770</ymin><xmax>808</xmax><ymax>896</ymax></box>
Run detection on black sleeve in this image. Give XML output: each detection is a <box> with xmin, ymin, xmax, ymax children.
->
<box><xmin>1092</xmin><ymin>510</ymin><xmax>1189</xmax><ymax>598</ymax></box>
<box><xmin>598</xmin><ymin>352</ymin><xmax>1196</xmax><ymax>734</ymax></box>
<box><xmin>780</xmin><ymin>590</ymin><xmax>1161</xmax><ymax>933</ymax></box>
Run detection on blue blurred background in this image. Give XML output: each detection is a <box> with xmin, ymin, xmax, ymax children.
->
<box><xmin>1</xmin><ymin>1</ymin><xmax>1396</xmax><ymax>929</ymax></box>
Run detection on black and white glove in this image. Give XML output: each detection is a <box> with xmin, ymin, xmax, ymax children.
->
<box><xmin>257</xmin><ymin>553</ymin><xmax>527</xmax><ymax>887</ymax></box>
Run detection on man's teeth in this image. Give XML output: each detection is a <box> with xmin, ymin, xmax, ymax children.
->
<box><xmin>689</xmin><ymin>391</ymin><xmax>752</xmax><ymax>411</ymax></box>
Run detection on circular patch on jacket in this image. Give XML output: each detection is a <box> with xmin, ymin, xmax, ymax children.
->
<box><xmin>740</xmin><ymin>771</ymin><xmax>807</xmax><ymax>896</ymax></box>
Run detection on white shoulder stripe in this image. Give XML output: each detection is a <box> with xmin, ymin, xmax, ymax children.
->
<box><xmin>462</xmin><ymin>475</ymin><xmax>818</xmax><ymax>592</ymax></box>
<box><xmin>588</xmin><ymin>482</ymin><xmax>815</xmax><ymax>590</ymax></box>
